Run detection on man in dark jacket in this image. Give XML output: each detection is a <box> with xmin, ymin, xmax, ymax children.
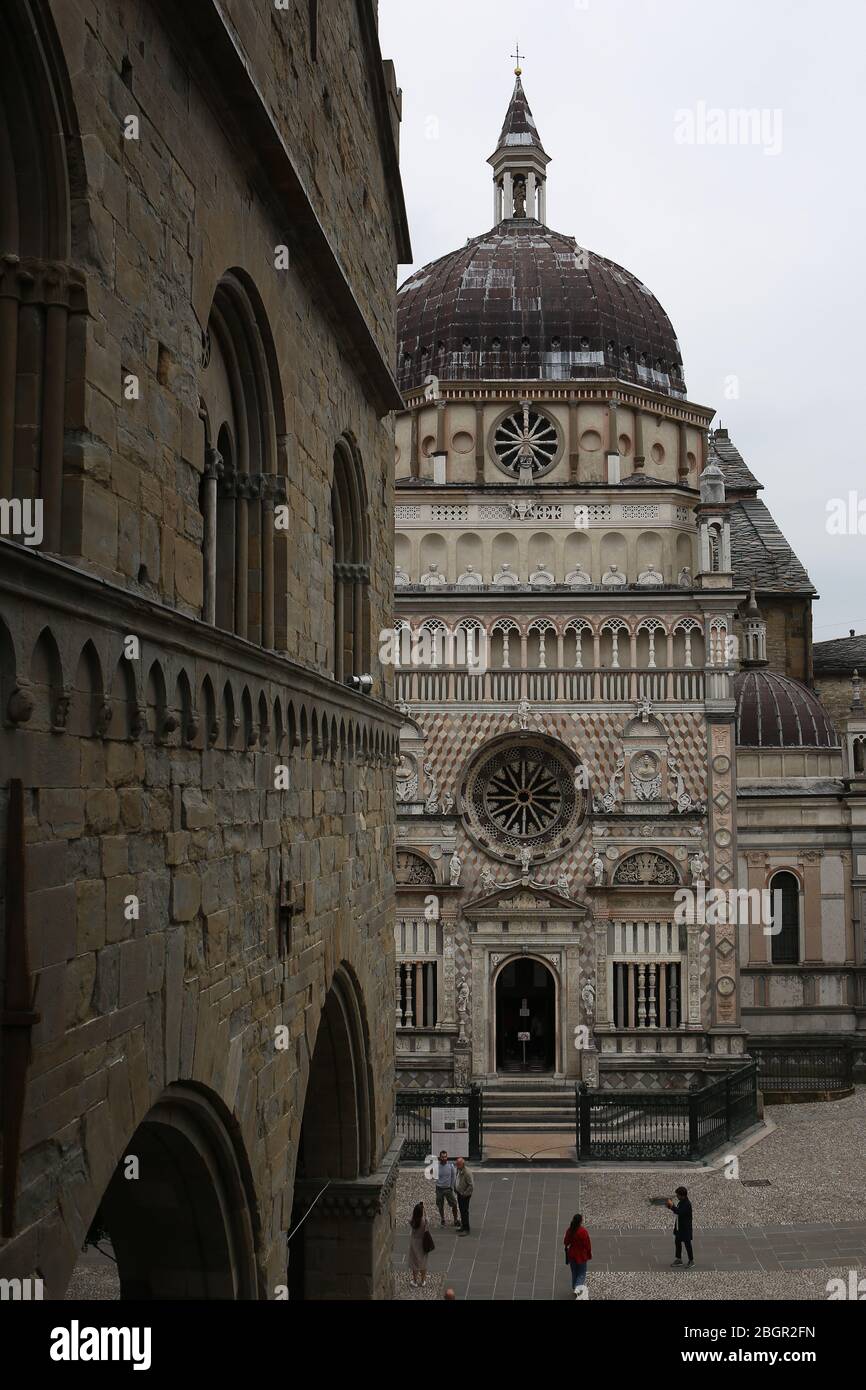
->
<box><xmin>667</xmin><ymin>1186</ymin><xmax>694</xmax><ymax>1266</ymax></box>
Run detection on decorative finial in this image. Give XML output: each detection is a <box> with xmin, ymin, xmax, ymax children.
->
<box><xmin>511</xmin><ymin>42</ymin><xmax>523</xmax><ymax>75</ymax></box>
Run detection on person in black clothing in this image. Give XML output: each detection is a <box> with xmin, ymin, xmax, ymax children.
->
<box><xmin>666</xmin><ymin>1185</ymin><xmax>694</xmax><ymax>1267</ymax></box>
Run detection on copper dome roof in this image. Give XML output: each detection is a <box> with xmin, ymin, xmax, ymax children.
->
<box><xmin>396</xmin><ymin>222</ymin><xmax>686</xmax><ymax>397</ymax></box>
<box><xmin>733</xmin><ymin>670</ymin><xmax>839</xmax><ymax>749</ymax></box>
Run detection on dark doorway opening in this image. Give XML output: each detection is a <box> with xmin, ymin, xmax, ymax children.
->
<box><xmin>496</xmin><ymin>957</ymin><xmax>556</xmax><ymax>1072</ymax></box>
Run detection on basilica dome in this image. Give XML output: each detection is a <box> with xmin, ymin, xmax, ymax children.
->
<box><xmin>397</xmin><ymin>72</ymin><xmax>685</xmax><ymax>400</ymax></box>
<box><xmin>397</xmin><ymin>224</ymin><xmax>686</xmax><ymax>398</ymax></box>
<box><xmin>733</xmin><ymin>670</ymin><xmax>839</xmax><ymax>749</ymax></box>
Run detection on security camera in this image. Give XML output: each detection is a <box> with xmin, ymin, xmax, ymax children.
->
<box><xmin>346</xmin><ymin>674</ymin><xmax>374</xmax><ymax>696</ymax></box>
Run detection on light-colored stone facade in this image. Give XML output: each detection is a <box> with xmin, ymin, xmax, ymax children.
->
<box><xmin>0</xmin><ymin>0</ymin><xmax>410</xmax><ymax>1298</ymax></box>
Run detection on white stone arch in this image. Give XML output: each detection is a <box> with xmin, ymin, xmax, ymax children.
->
<box><xmin>527</xmin><ymin>617</ymin><xmax>557</xmax><ymax>670</ymax></box>
<box><xmin>708</xmin><ymin>616</ymin><xmax>729</xmax><ymax>666</ymax></box>
<box><xmin>563</xmin><ymin>617</ymin><xmax>593</xmax><ymax>669</ymax></box>
<box><xmin>673</xmin><ymin>617</ymin><xmax>704</xmax><ymax>669</ymax></box>
<box><xmin>599</xmin><ymin>617</ymin><xmax>630</xmax><ymax>670</ymax></box>
<box><xmin>490</xmin><ymin>952</ymin><xmax>563</xmax><ymax>1075</ymax></box>
<box><xmin>636</xmin><ymin>616</ymin><xmax>667</xmax><ymax>670</ymax></box>
<box><xmin>419</xmin><ymin>617</ymin><xmax>450</xmax><ymax>667</ymax></box>
<box><xmin>453</xmin><ymin>616</ymin><xmax>485</xmax><ymax>669</ymax></box>
<box><xmin>490</xmin><ymin>617</ymin><xmax>520</xmax><ymax>670</ymax></box>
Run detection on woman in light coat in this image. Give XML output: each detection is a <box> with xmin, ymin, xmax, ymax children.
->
<box><xmin>408</xmin><ymin>1201</ymin><xmax>431</xmax><ymax>1287</ymax></box>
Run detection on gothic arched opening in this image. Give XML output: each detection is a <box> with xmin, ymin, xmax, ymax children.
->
<box><xmin>79</xmin><ymin>1086</ymin><xmax>258</xmax><ymax>1300</ymax></box>
<box><xmin>288</xmin><ymin>965</ymin><xmax>376</xmax><ymax>1300</ymax></box>
<box><xmin>495</xmin><ymin>957</ymin><xmax>556</xmax><ymax>1073</ymax></box>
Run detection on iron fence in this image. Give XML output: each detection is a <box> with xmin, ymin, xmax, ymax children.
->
<box><xmin>751</xmin><ymin>1044</ymin><xmax>853</xmax><ymax>1093</ymax></box>
<box><xmin>395</xmin><ymin>1087</ymin><xmax>483</xmax><ymax>1161</ymax></box>
<box><xmin>576</xmin><ymin>1062</ymin><xmax>759</xmax><ymax>1161</ymax></box>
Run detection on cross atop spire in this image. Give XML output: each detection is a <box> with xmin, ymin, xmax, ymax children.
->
<box><xmin>511</xmin><ymin>42</ymin><xmax>524</xmax><ymax>75</ymax></box>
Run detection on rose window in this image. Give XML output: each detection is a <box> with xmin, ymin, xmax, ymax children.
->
<box><xmin>491</xmin><ymin>403</ymin><xmax>561</xmax><ymax>478</ymax></box>
<box><xmin>461</xmin><ymin>737</ymin><xmax>588</xmax><ymax>864</ymax></box>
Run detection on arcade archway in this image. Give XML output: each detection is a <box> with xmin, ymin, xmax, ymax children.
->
<box><xmin>85</xmin><ymin>1085</ymin><xmax>258</xmax><ymax>1299</ymax></box>
<box><xmin>287</xmin><ymin>965</ymin><xmax>378</xmax><ymax>1300</ymax></box>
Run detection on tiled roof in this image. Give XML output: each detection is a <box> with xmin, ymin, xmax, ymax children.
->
<box><xmin>493</xmin><ymin>75</ymin><xmax>549</xmax><ymax>157</ymax></box>
<box><xmin>813</xmin><ymin>634</ymin><xmax>866</xmax><ymax>673</ymax></box>
<box><xmin>733</xmin><ymin>670</ymin><xmax>839</xmax><ymax>748</ymax></box>
<box><xmin>707</xmin><ymin>428</ymin><xmax>761</xmax><ymax>493</ymax></box>
<box><xmin>396</xmin><ymin>225</ymin><xmax>686</xmax><ymax>396</ymax></box>
<box><xmin>711</xmin><ymin>429</ymin><xmax>815</xmax><ymax>596</ymax></box>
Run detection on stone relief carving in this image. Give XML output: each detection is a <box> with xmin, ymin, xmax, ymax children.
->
<box><xmin>593</xmin><ymin>756</ymin><xmax>624</xmax><ymax>813</ymax></box>
<box><xmin>613</xmin><ymin>852</ymin><xmax>678</xmax><ymax>886</ymax></box>
<box><xmin>449</xmin><ymin>851</ymin><xmax>462</xmax><ymax>886</ymax></box>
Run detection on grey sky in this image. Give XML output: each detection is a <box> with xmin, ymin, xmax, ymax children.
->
<box><xmin>379</xmin><ymin>0</ymin><xmax>866</xmax><ymax>642</ymax></box>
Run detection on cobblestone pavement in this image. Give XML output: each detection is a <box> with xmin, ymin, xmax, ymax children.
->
<box><xmin>394</xmin><ymin>1092</ymin><xmax>866</xmax><ymax>1300</ymax></box>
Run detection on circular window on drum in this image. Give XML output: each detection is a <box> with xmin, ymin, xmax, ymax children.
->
<box><xmin>489</xmin><ymin>402</ymin><xmax>562</xmax><ymax>479</ymax></box>
<box><xmin>461</xmin><ymin>735</ymin><xmax>588</xmax><ymax>865</ymax></box>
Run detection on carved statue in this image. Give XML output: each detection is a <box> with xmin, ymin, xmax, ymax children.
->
<box><xmin>516</xmin><ymin>698</ymin><xmax>532</xmax><ymax>731</ymax></box>
<box><xmin>519</xmin><ymin>846</ymin><xmax>533</xmax><ymax>877</ymax></box>
<box><xmin>513</xmin><ymin>178</ymin><xmax>526</xmax><ymax>217</ymax></box>
<box><xmin>441</xmin><ymin>792</ymin><xmax>454</xmax><ymax>814</ymax></box>
<box><xmin>689</xmin><ymin>851</ymin><xmax>709</xmax><ymax>884</ymax></box>
<box><xmin>591</xmin><ymin>851</ymin><xmax>605</xmax><ymax>886</ymax></box>
<box><xmin>423</xmin><ymin>760</ymin><xmax>439</xmax><ymax>814</ymax></box>
<box><xmin>678</xmin><ymin>566</ymin><xmax>693</xmax><ymax>589</ymax></box>
<box><xmin>457</xmin><ymin>564</ymin><xmax>483</xmax><ymax>587</ymax></box>
<box><xmin>635</xmin><ymin>695</ymin><xmax>653</xmax><ymax>724</ymax></box>
<box><xmin>593</xmin><ymin>756</ymin><xmax>625</xmax><ymax>813</ymax></box>
<box><xmin>556</xmin><ymin>871</ymin><xmax>571</xmax><ymax>896</ymax></box>
<box><xmin>493</xmin><ymin>561</ymin><xmax>518</xmax><ymax>587</ymax></box>
<box><xmin>394</xmin><ymin>564</ymin><xmax>410</xmax><ymax>588</ymax></box>
<box><xmin>480</xmin><ymin>866</ymin><xmax>497</xmax><ymax>893</ymax></box>
<box><xmin>420</xmin><ymin>561</ymin><xmax>446</xmax><ymax>588</ymax></box>
<box><xmin>449</xmin><ymin>851</ymin><xmax>462</xmax><ymax>886</ymax></box>
<box><xmin>565</xmin><ymin>568</ymin><xmax>592</xmax><ymax>588</ymax></box>
<box><xmin>581</xmin><ymin>980</ymin><xmax>596</xmax><ymax>1018</ymax></box>
<box><xmin>636</xmin><ymin>567</ymin><xmax>664</xmax><ymax>587</ymax></box>
<box><xmin>602</xmin><ymin>563</ymin><xmax>627</xmax><ymax>588</ymax></box>
<box><xmin>529</xmin><ymin>561</ymin><xmax>554</xmax><ymax>588</ymax></box>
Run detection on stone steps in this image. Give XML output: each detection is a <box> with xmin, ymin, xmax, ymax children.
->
<box><xmin>483</xmin><ymin>1083</ymin><xmax>575</xmax><ymax>1133</ymax></box>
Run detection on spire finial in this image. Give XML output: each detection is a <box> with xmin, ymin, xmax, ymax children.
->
<box><xmin>511</xmin><ymin>42</ymin><xmax>523</xmax><ymax>75</ymax></box>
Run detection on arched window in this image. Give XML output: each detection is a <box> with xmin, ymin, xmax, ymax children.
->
<box><xmin>770</xmin><ymin>871</ymin><xmax>800</xmax><ymax>965</ymax></box>
<box><xmin>0</xmin><ymin>2</ymin><xmax>86</xmax><ymax>555</ymax></box>
<box><xmin>200</xmin><ymin>271</ymin><xmax>288</xmax><ymax>649</ymax></box>
<box><xmin>332</xmin><ymin>438</ymin><xmax>371</xmax><ymax>682</ymax></box>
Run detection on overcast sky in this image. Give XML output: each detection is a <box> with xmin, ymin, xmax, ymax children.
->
<box><xmin>379</xmin><ymin>0</ymin><xmax>866</xmax><ymax>644</ymax></box>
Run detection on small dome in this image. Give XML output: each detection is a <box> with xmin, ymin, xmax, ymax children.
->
<box><xmin>396</xmin><ymin>224</ymin><xmax>685</xmax><ymax>397</ymax></box>
<box><xmin>733</xmin><ymin>670</ymin><xmax>839</xmax><ymax>748</ymax></box>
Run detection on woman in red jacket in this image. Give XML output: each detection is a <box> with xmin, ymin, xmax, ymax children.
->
<box><xmin>563</xmin><ymin>1213</ymin><xmax>592</xmax><ymax>1297</ymax></box>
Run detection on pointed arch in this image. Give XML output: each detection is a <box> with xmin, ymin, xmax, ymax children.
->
<box><xmin>69</xmin><ymin>638</ymin><xmax>103</xmax><ymax>738</ymax></box>
<box><xmin>29</xmin><ymin>625</ymin><xmax>63</xmax><ymax>730</ymax></box>
<box><xmin>200</xmin><ymin>269</ymin><xmax>288</xmax><ymax>648</ymax></box>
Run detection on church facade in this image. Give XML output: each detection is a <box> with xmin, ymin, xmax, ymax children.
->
<box><xmin>392</xmin><ymin>73</ymin><xmax>866</xmax><ymax>1092</ymax></box>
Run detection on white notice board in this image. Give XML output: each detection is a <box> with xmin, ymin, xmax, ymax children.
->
<box><xmin>431</xmin><ymin>1106</ymin><xmax>470</xmax><ymax>1158</ymax></box>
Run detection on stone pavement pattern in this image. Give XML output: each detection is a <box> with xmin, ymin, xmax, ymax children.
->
<box><xmin>394</xmin><ymin>1091</ymin><xmax>866</xmax><ymax>1300</ymax></box>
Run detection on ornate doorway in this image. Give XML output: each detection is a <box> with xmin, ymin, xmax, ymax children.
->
<box><xmin>494</xmin><ymin>957</ymin><xmax>556</xmax><ymax>1073</ymax></box>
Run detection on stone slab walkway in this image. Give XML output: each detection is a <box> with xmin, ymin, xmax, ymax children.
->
<box><xmin>393</xmin><ymin>1171</ymin><xmax>866</xmax><ymax>1301</ymax></box>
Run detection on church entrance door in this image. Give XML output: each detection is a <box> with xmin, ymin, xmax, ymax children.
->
<box><xmin>495</xmin><ymin>957</ymin><xmax>556</xmax><ymax>1073</ymax></box>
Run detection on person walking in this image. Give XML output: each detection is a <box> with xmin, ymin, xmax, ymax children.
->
<box><xmin>455</xmin><ymin>1156</ymin><xmax>474</xmax><ymax>1235</ymax></box>
<box><xmin>667</xmin><ymin>1186</ymin><xmax>694</xmax><ymax>1267</ymax></box>
<box><xmin>408</xmin><ymin>1201</ymin><xmax>432</xmax><ymax>1287</ymax></box>
<box><xmin>435</xmin><ymin>1150</ymin><xmax>460</xmax><ymax>1228</ymax></box>
<box><xmin>563</xmin><ymin>1212</ymin><xmax>592</xmax><ymax>1297</ymax></box>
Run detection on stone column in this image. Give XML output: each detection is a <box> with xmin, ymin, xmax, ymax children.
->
<box><xmin>262</xmin><ymin>475</ymin><xmax>275</xmax><ymax>649</ymax></box>
<box><xmin>474</xmin><ymin>404</ymin><xmax>485</xmax><ymax>483</ymax></box>
<box><xmin>290</xmin><ymin>1140</ymin><xmax>402</xmax><ymax>1300</ymax></box>
<box><xmin>40</xmin><ymin>283</ymin><xmax>69</xmax><ymax>554</ymax></box>
<box><xmin>594</xmin><ymin>923</ymin><xmax>612</xmax><ymax>1030</ymax></box>
<box><xmin>202</xmin><ymin>446</ymin><xmax>222</xmax><ymax>626</ymax></box>
<box><xmin>526</xmin><ymin>171</ymin><xmax>537</xmax><ymax>218</ymax></box>
<box><xmin>235</xmin><ymin>476</ymin><xmax>249</xmax><ymax>639</ymax></box>
<box><xmin>746</xmin><ymin>853</ymin><xmax>770</xmax><ymax>964</ymax></box>
<box><xmin>503</xmin><ymin>172</ymin><xmax>514</xmax><ymax>216</ymax></box>
<box><xmin>801</xmin><ymin>852</ymin><xmax>823</xmax><ymax>963</ymax></box>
